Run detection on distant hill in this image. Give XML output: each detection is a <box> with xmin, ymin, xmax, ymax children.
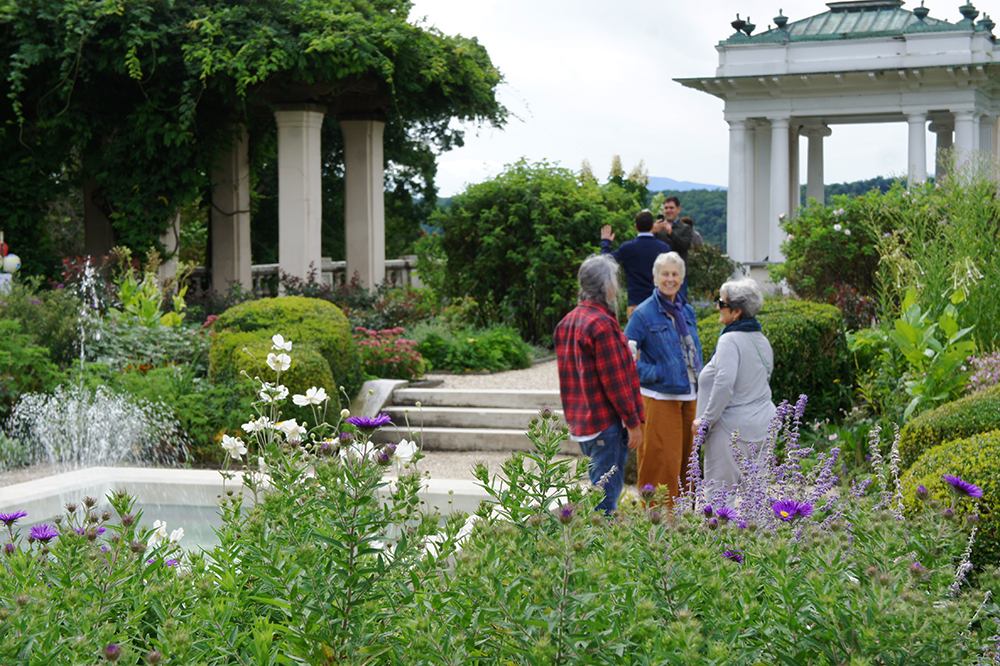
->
<box><xmin>649</xmin><ymin>177</ymin><xmax>725</xmax><ymax>192</ymax></box>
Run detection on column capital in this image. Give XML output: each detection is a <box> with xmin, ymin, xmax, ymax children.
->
<box><xmin>929</xmin><ymin>120</ymin><xmax>954</xmax><ymax>133</ymax></box>
<box><xmin>768</xmin><ymin>116</ymin><xmax>791</xmax><ymax>129</ymax></box>
<box><xmin>799</xmin><ymin>123</ymin><xmax>832</xmax><ymax>138</ymax></box>
<box><xmin>274</xmin><ymin>103</ymin><xmax>328</xmax><ymax>115</ymax></box>
<box><xmin>906</xmin><ymin>112</ymin><xmax>928</xmax><ymax>122</ymax></box>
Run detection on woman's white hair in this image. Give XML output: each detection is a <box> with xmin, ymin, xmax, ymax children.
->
<box><xmin>651</xmin><ymin>251</ymin><xmax>685</xmax><ymax>280</ymax></box>
<box><xmin>720</xmin><ymin>278</ymin><xmax>764</xmax><ymax>319</ymax></box>
<box><xmin>578</xmin><ymin>254</ymin><xmax>620</xmax><ymax>313</ymax></box>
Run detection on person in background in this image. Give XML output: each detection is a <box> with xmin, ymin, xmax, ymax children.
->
<box><xmin>681</xmin><ymin>216</ymin><xmax>704</xmax><ymax>247</ymax></box>
<box><xmin>554</xmin><ymin>254</ymin><xmax>644</xmax><ymax>514</ymax></box>
<box><xmin>654</xmin><ymin>197</ymin><xmax>693</xmax><ymax>300</ymax></box>
<box><xmin>600</xmin><ymin>209</ymin><xmax>672</xmax><ymax>319</ymax></box>
<box><xmin>624</xmin><ymin>251</ymin><xmax>701</xmax><ymax>505</ymax></box>
<box><xmin>693</xmin><ymin>278</ymin><xmax>776</xmax><ymax>503</ymax></box>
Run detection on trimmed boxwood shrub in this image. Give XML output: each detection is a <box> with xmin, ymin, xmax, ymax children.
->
<box><xmin>901</xmin><ymin>429</ymin><xmax>1000</xmax><ymax>569</ymax></box>
<box><xmin>698</xmin><ymin>299</ymin><xmax>851</xmax><ymax>423</ymax></box>
<box><xmin>209</xmin><ymin>297</ymin><xmax>363</xmax><ymax>410</ymax></box>
<box><xmin>898</xmin><ymin>385</ymin><xmax>1000</xmax><ymax>469</ymax></box>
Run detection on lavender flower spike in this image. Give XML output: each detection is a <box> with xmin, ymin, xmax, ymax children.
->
<box><xmin>943</xmin><ymin>474</ymin><xmax>983</xmax><ymax>499</ymax></box>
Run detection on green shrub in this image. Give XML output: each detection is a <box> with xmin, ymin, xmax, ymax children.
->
<box><xmin>413</xmin><ymin>323</ymin><xmax>532</xmax><ymax>373</ymax></box>
<box><xmin>698</xmin><ymin>298</ymin><xmax>851</xmax><ymax>422</ymax></box>
<box><xmin>898</xmin><ymin>385</ymin><xmax>1000</xmax><ymax>469</ymax></box>
<box><xmin>0</xmin><ymin>319</ymin><xmax>65</xmax><ymax>420</ymax></box>
<box><xmin>209</xmin><ymin>297</ymin><xmax>363</xmax><ymax>408</ymax></box>
<box><xmin>686</xmin><ymin>242</ymin><xmax>740</xmax><ymax>301</ymax></box>
<box><xmin>901</xmin><ymin>429</ymin><xmax>1000</xmax><ymax>568</ymax></box>
<box><xmin>0</xmin><ymin>278</ymin><xmax>82</xmax><ymax>367</ymax></box>
<box><xmin>87</xmin><ymin>317</ymin><xmax>211</xmax><ymax>373</ymax></box>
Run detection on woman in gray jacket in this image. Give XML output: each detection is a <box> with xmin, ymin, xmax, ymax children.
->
<box><xmin>693</xmin><ymin>279</ymin><xmax>776</xmax><ymax>501</ymax></box>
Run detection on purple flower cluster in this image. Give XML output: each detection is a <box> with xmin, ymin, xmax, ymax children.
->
<box><xmin>965</xmin><ymin>351</ymin><xmax>1000</xmax><ymax>395</ymax></box>
<box><xmin>722</xmin><ymin>549</ymin><xmax>744</xmax><ymax>564</ymax></box>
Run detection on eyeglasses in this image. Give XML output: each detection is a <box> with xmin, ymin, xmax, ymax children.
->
<box><xmin>717</xmin><ymin>299</ymin><xmax>732</xmax><ymax>310</ymax></box>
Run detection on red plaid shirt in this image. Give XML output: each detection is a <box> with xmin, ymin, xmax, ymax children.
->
<box><xmin>554</xmin><ymin>300</ymin><xmax>644</xmax><ymax>438</ymax></box>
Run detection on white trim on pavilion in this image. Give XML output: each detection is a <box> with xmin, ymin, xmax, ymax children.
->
<box><xmin>677</xmin><ymin>0</ymin><xmax>1000</xmax><ymax>279</ymax></box>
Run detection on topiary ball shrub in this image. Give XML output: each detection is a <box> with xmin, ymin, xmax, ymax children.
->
<box><xmin>209</xmin><ymin>297</ymin><xmax>363</xmax><ymax>411</ymax></box>
<box><xmin>698</xmin><ymin>298</ymin><xmax>851</xmax><ymax>423</ymax></box>
<box><xmin>901</xmin><ymin>429</ymin><xmax>1000</xmax><ymax>569</ymax></box>
<box><xmin>898</xmin><ymin>385</ymin><xmax>1000</xmax><ymax>470</ymax></box>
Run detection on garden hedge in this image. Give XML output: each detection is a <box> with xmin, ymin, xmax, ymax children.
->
<box><xmin>898</xmin><ymin>385</ymin><xmax>1000</xmax><ymax>469</ymax></box>
<box><xmin>698</xmin><ymin>299</ymin><xmax>851</xmax><ymax>423</ymax></box>
<box><xmin>901</xmin><ymin>429</ymin><xmax>1000</xmax><ymax>569</ymax></box>
<box><xmin>209</xmin><ymin>297</ymin><xmax>363</xmax><ymax>410</ymax></box>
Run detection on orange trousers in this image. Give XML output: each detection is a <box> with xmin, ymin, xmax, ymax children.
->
<box><xmin>638</xmin><ymin>397</ymin><xmax>697</xmax><ymax>502</ymax></box>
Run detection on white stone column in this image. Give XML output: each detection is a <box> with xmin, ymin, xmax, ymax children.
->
<box><xmin>769</xmin><ymin>117</ymin><xmax>790</xmax><ymax>263</ymax></box>
<box><xmin>159</xmin><ymin>211</ymin><xmax>181</xmax><ymax>283</ymax></box>
<box><xmin>753</xmin><ymin>123</ymin><xmax>771</xmax><ymax>262</ymax></box>
<box><xmin>211</xmin><ymin>124</ymin><xmax>252</xmax><ymax>292</ymax></box>
<box><xmin>907</xmin><ymin>113</ymin><xmax>928</xmax><ymax>187</ymax></box>
<box><xmin>979</xmin><ymin>114</ymin><xmax>993</xmax><ymax>154</ymax></box>
<box><xmin>341</xmin><ymin>118</ymin><xmax>386</xmax><ymax>290</ymax></box>
<box><xmin>790</xmin><ymin>125</ymin><xmax>800</xmax><ymax>213</ymax></box>
<box><xmin>954</xmin><ymin>111</ymin><xmax>976</xmax><ymax>155</ymax></box>
<box><xmin>726</xmin><ymin>120</ymin><xmax>748</xmax><ymax>262</ymax></box>
<box><xmin>801</xmin><ymin>124</ymin><xmax>831</xmax><ymax>205</ymax></box>
<box><xmin>929</xmin><ymin>120</ymin><xmax>953</xmax><ymax>181</ymax></box>
<box><xmin>275</xmin><ymin>105</ymin><xmax>325</xmax><ymax>284</ymax></box>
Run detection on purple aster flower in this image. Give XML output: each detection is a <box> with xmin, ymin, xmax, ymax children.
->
<box><xmin>909</xmin><ymin>561</ymin><xmax>929</xmax><ymax>578</ymax></box>
<box><xmin>916</xmin><ymin>484</ymin><xmax>929</xmax><ymax>501</ymax></box>
<box><xmin>722</xmin><ymin>549</ymin><xmax>744</xmax><ymax>564</ymax></box>
<box><xmin>345</xmin><ymin>414</ymin><xmax>392</xmax><ymax>431</ymax></box>
<box><xmin>943</xmin><ymin>508</ymin><xmax>956</xmax><ymax>520</ymax></box>
<box><xmin>639</xmin><ymin>484</ymin><xmax>655</xmax><ymax>501</ymax></box>
<box><xmin>166</xmin><ymin>559</ymin><xmax>179</xmax><ymax>567</ymax></box>
<box><xmin>559</xmin><ymin>504</ymin><xmax>574</xmax><ymax>524</ymax></box>
<box><xmin>649</xmin><ymin>511</ymin><xmax>662</xmax><ymax>525</ymax></box>
<box><xmin>339</xmin><ymin>431</ymin><xmax>354</xmax><ymax>443</ymax></box>
<box><xmin>707</xmin><ymin>517</ymin><xmax>719</xmax><ymax>530</ymax></box>
<box><xmin>3</xmin><ymin>543</ymin><xmax>15</xmax><ymax>556</ymax></box>
<box><xmin>702</xmin><ymin>505</ymin><xmax>714</xmax><ymax>518</ymax></box>
<box><xmin>0</xmin><ymin>511</ymin><xmax>27</xmax><ymax>527</ymax></box>
<box><xmin>716</xmin><ymin>506</ymin><xmax>737</xmax><ymax>523</ymax></box>
<box><xmin>771</xmin><ymin>498</ymin><xmax>814</xmax><ymax>523</ymax></box>
<box><xmin>942</xmin><ymin>474</ymin><xmax>983</xmax><ymax>499</ymax></box>
<box><xmin>29</xmin><ymin>524</ymin><xmax>59</xmax><ymax>543</ymax></box>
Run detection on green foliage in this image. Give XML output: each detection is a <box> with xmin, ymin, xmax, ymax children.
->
<box><xmin>685</xmin><ymin>242</ymin><xmax>741</xmax><ymax>301</ymax></box>
<box><xmin>429</xmin><ymin>159</ymin><xmax>642</xmax><ymax>343</ymax></box>
<box><xmin>87</xmin><ymin>318</ymin><xmax>210</xmax><ymax>374</ymax></box>
<box><xmin>209</xmin><ymin>296</ymin><xmax>363</xmax><ymax>407</ymax></box>
<box><xmin>899</xmin><ymin>385</ymin><xmax>1000</xmax><ymax>470</ymax></box>
<box><xmin>0</xmin><ymin>319</ymin><xmax>65</xmax><ymax>421</ymax></box>
<box><xmin>412</xmin><ymin>323</ymin><xmax>533</xmax><ymax>373</ymax></box>
<box><xmin>887</xmin><ymin>288</ymin><xmax>975</xmax><ymax>421</ymax></box>
<box><xmin>0</xmin><ymin>277</ymin><xmax>80</xmax><ymax>367</ymax></box>
<box><xmin>802</xmin><ymin>175</ymin><xmax>901</xmax><ymax>202</ymax></box>
<box><xmin>902</xmin><ymin>429</ymin><xmax>1000</xmax><ymax>568</ymax></box>
<box><xmin>770</xmin><ymin>189</ymin><xmax>890</xmax><ymax>303</ymax></box>
<box><xmin>2</xmin><ymin>0</ymin><xmax>506</xmax><ymax>272</ymax></box>
<box><xmin>649</xmin><ymin>189</ymin><xmax>727</xmax><ymax>247</ymax></box>
<box><xmin>698</xmin><ymin>299</ymin><xmax>852</xmax><ymax>422</ymax></box>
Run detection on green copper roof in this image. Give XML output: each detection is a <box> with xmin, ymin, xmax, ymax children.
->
<box><xmin>722</xmin><ymin>1</ymin><xmax>994</xmax><ymax>45</ymax></box>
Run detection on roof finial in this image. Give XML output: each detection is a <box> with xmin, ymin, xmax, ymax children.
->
<box><xmin>913</xmin><ymin>1</ymin><xmax>930</xmax><ymax>20</ymax></box>
<box><xmin>774</xmin><ymin>9</ymin><xmax>789</xmax><ymax>29</ymax></box>
<box><xmin>731</xmin><ymin>14</ymin><xmax>746</xmax><ymax>33</ymax></box>
<box><xmin>743</xmin><ymin>16</ymin><xmax>756</xmax><ymax>36</ymax></box>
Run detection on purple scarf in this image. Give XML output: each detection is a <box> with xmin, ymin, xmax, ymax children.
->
<box><xmin>655</xmin><ymin>290</ymin><xmax>702</xmax><ymax>375</ymax></box>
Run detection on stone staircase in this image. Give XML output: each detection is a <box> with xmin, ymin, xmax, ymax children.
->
<box><xmin>371</xmin><ymin>386</ymin><xmax>577</xmax><ymax>454</ymax></box>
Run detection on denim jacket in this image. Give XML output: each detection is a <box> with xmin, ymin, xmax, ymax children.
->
<box><xmin>624</xmin><ymin>294</ymin><xmax>702</xmax><ymax>395</ymax></box>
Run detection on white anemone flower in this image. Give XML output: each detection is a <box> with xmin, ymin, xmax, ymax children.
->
<box><xmin>271</xmin><ymin>334</ymin><xmax>292</xmax><ymax>351</ymax></box>
<box><xmin>340</xmin><ymin>408</ymin><xmax>351</xmax><ymax>418</ymax></box>
<box><xmin>833</xmin><ymin>223</ymin><xmax>842</xmax><ymax>232</ymax></box>
<box><xmin>259</xmin><ymin>385</ymin><xmax>289</xmax><ymax>403</ymax></box>
<box><xmin>149</xmin><ymin>520</ymin><xmax>169</xmax><ymax>548</ymax></box>
<box><xmin>258</xmin><ymin>456</ymin><xmax>270</xmax><ymax>474</ymax></box>
<box><xmin>266</xmin><ymin>352</ymin><xmax>291</xmax><ymax>372</ymax></box>
<box><xmin>169</xmin><ymin>527</ymin><xmax>185</xmax><ymax>543</ymax></box>
<box><xmin>395</xmin><ymin>439</ymin><xmax>419</xmax><ymax>466</ymax></box>
<box><xmin>222</xmin><ymin>434</ymin><xmax>248</xmax><ymax>461</ymax></box>
<box><xmin>277</xmin><ymin>419</ymin><xmax>306</xmax><ymax>444</ymax></box>
<box><xmin>844</xmin><ymin>228</ymin><xmax>851</xmax><ymax>236</ymax></box>
<box><xmin>242</xmin><ymin>416</ymin><xmax>273</xmax><ymax>432</ymax></box>
<box><xmin>292</xmin><ymin>386</ymin><xmax>328</xmax><ymax>406</ymax></box>
<box><xmin>341</xmin><ymin>441</ymin><xmax>372</xmax><ymax>462</ymax></box>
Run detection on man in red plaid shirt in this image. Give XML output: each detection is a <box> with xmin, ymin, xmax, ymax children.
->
<box><xmin>555</xmin><ymin>254</ymin><xmax>644</xmax><ymax>514</ymax></box>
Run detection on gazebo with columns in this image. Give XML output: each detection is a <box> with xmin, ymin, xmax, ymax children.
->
<box><xmin>677</xmin><ymin>0</ymin><xmax>1000</xmax><ymax>281</ymax></box>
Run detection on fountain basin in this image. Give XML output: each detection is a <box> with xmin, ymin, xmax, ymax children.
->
<box><xmin>0</xmin><ymin>467</ymin><xmax>491</xmax><ymax>550</ymax></box>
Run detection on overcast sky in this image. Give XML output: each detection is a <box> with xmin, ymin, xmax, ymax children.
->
<box><xmin>407</xmin><ymin>0</ymin><xmax>1000</xmax><ymax>196</ymax></box>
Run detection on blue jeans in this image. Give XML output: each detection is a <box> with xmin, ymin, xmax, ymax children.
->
<box><xmin>578</xmin><ymin>422</ymin><xmax>630</xmax><ymax>515</ymax></box>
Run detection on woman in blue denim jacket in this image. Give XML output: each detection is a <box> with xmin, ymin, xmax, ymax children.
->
<box><xmin>624</xmin><ymin>252</ymin><xmax>702</xmax><ymax>504</ymax></box>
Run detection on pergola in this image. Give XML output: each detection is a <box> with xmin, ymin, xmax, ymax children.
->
<box><xmin>677</xmin><ymin>0</ymin><xmax>1000</xmax><ymax>280</ymax></box>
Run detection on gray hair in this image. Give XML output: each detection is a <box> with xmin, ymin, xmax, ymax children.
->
<box><xmin>578</xmin><ymin>254</ymin><xmax>620</xmax><ymax>312</ymax></box>
<box><xmin>720</xmin><ymin>278</ymin><xmax>764</xmax><ymax>319</ymax></box>
<box><xmin>651</xmin><ymin>251</ymin><xmax>685</xmax><ymax>280</ymax></box>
